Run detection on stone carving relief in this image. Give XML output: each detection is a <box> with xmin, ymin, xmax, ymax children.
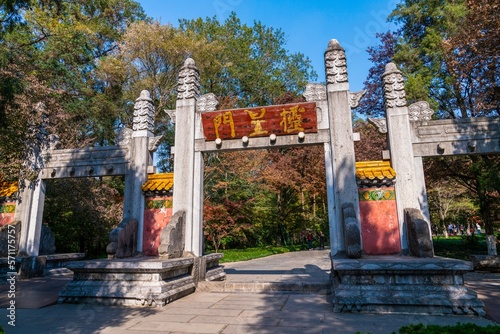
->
<box><xmin>349</xmin><ymin>90</ymin><xmax>366</xmax><ymax>108</ymax></box>
<box><xmin>133</xmin><ymin>90</ymin><xmax>155</xmax><ymax>132</ymax></box>
<box><xmin>303</xmin><ymin>83</ymin><xmax>326</xmax><ymax>101</ymax></box>
<box><xmin>148</xmin><ymin>136</ymin><xmax>163</xmax><ymax>152</ymax></box>
<box><xmin>324</xmin><ymin>39</ymin><xmax>348</xmax><ymax>84</ymax></box>
<box><xmin>368</xmin><ymin>118</ymin><xmax>387</xmax><ymax>134</ymax></box>
<box><xmin>165</xmin><ymin>110</ymin><xmax>176</xmax><ymax>124</ymax></box>
<box><xmin>177</xmin><ymin>58</ymin><xmax>200</xmax><ymax>100</ymax></box>
<box><xmin>196</xmin><ymin>93</ymin><xmax>219</xmax><ymax>112</ymax></box>
<box><xmin>408</xmin><ymin>101</ymin><xmax>434</xmax><ymax>122</ymax></box>
<box><xmin>382</xmin><ymin>62</ymin><xmax>407</xmax><ymax>109</ymax></box>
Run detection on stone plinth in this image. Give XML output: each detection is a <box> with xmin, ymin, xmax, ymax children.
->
<box><xmin>470</xmin><ymin>255</ymin><xmax>500</xmax><ymax>273</ymax></box>
<box><xmin>59</xmin><ymin>257</ymin><xmax>196</xmax><ymax>307</ymax></box>
<box><xmin>204</xmin><ymin>253</ymin><xmax>226</xmax><ymax>281</ymax></box>
<box><xmin>58</xmin><ymin>254</ymin><xmax>225</xmax><ymax>307</ymax></box>
<box><xmin>331</xmin><ymin>255</ymin><xmax>485</xmax><ymax>316</ymax></box>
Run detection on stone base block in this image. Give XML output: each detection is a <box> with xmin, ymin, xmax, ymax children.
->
<box><xmin>470</xmin><ymin>255</ymin><xmax>500</xmax><ymax>272</ymax></box>
<box><xmin>19</xmin><ymin>256</ymin><xmax>46</xmax><ymax>279</ymax></box>
<box><xmin>204</xmin><ymin>253</ymin><xmax>226</xmax><ymax>282</ymax></box>
<box><xmin>58</xmin><ymin>257</ymin><xmax>196</xmax><ymax>307</ymax></box>
<box><xmin>331</xmin><ymin>255</ymin><xmax>485</xmax><ymax>316</ymax></box>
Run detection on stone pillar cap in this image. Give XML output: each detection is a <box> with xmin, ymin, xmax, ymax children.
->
<box><xmin>325</xmin><ymin>39</ymin><xmax>344</xmax><ymax>52</ymax></box>
<box><xmin>136</xmin><ymin>90</ymin><xmax>152</xmax><ymax>102</ymax></box>
<box><xmin>384</xmin><ymin>62</ymin><xmax>400</xmax><ymax>75</ymax></box>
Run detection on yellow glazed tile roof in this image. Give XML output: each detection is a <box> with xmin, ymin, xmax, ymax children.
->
<box><xmin>355</xmin><ymin>161</ymin><xmax>396</xmax><ymax>187</ymax></box>
<box><xmin>0</xmin><ymin>181</ymin><xmax>18</xmax><ymax>198</ymax></box>
<box><xmin>142</xmin><ymin>173</ymin><xmax>174</xmax><ymax>193</ymax></box>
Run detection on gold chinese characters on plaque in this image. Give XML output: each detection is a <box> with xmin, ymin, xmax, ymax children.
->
<box><xmin>201</xmin><ymin>102</ymin><xmax>317</xmax><ymax>141</ymax></box>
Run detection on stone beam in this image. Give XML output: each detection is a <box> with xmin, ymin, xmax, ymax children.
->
<box><xmin>411</xmin><ymin>117</ymin><xmax>500</xmax><ymax>157</ymax></box>
<box><xmin>39</xmin><ymin>146</ymin><xmax>129</xmax><ymax>179</ymax></box>
<box><xmin>194</xmin><ymin>129</ymin><xmax>330</xmax><ymax>152</ymax></box>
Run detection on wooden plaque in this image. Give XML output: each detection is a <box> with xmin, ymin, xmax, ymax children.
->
<box><xmin>201</xmin><ymin>102</ymin><xmax>317</xmax><ymax>141</ymax></box>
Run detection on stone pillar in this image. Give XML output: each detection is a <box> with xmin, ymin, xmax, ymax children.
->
<box><xmin>414</xmin><ymin>156</ymin><xmax>430</xmax><ymax>222</ymax></box>
<box><xmin>324</xmin><ymin>39</ymin><xmax>361</xmax><ymax>256</ymax></box>
<box><xmin>172</xmin><ymin>58</ymin><xmax>201</xmax><ymax>256</ymax></box>
<box><xmin>17</xmin><ymin>179</ymin><xmax>45</xmax><ymax>256</ymax></box>
<box><xmin>382</xmin><ymin>63</ymin><xmax>420</xmax><ymax>252</ymax></box>
<box><xmin>123</xmin><ymin>90</ymin><xmax>155</xmax><ymax>253</ymax></box>
<box><xmin>17</xmin><ymin>103</ymin><xmax>49</xmax><ymax>256</ymax></box>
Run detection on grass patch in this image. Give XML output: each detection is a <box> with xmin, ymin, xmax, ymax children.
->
<box><xmin>433</xmin><ymin>234</ymin><xmax>497</xmax><ymax>260</ymax></box>
<box><xmin>213</xmin><ymin>245</ymin><xmax>307</xmax><ymax>263</ymax></box>
<box><xmin>393</xmin><ymin>322</ymin><xmax>500</xmax><ymax>334</ymax></box>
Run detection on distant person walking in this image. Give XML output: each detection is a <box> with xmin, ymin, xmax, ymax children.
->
<box><xmin>448</xmin><ymin>223</ymin><xmax>454</xmax><ymax>236</ymax></box>
<box><xmin>476</xmin><ymin>223</ymin><xmax>481</xmax><ymax>235</ymax></box>
<box><xmin>318</xmin><ymin>231</ymin><xmax>325</xmax><ymax>249</ymax></box>
<box><xmin>307</xmin><ymin>231</ymin><xmax>313</xmax><ymax>250</ymax></box>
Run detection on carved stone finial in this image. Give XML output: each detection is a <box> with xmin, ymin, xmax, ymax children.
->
<box><xmin>408</xmin><ymin>101</ymin><xmax>434</xmax><ymax>122</ymax></box>
<box><xmin>177</xmin><ymin>57</ymin><xmax>200</xmax><ymax>100</ymax></box>
<box><xmin>324</xmin><ymin>39</ymin><xmax>348</xmax><ymax>85</ymax></box>
<box><xmin>349</xmin><ymin>90</ymin><xmax>366</xmax><ymax>108</ymax></box>
<box><xmin>133</xmin><ymin>90</ymin><xmax>155</xmax><ymax>132</ymax></box>
<box><xmin>196</xmin><ymin>93</ymin><xmax>219</xmax><ymax>112</ymax></box>
<box><xmin>368</xmin><ymin>118</ymin><xmax>388</xmax><ymax>134</ymax></box>
<box><xmin>382</xmin><ymin>62</ymin><xmax>407</xmax><ymax>109</ymax></box>
<box><xmin>303</xmin><ymin>83</ymin><xmax>327</xmax><ymax>101</ymax></box>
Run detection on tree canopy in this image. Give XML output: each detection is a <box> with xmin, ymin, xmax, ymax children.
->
<box><xmin>0</xmin><ymin>0</ymin><xmax>146</xmax><ymax>182</ymax></box>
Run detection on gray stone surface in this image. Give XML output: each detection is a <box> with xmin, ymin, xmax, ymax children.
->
<box><xmin>324</xmin><ymin>40</ymin><xmax>361</xmax><ymax>257</ymax></box>
<box><xmin>411</xmin><ymin>116</ymin><xmax>500</xmax><ymax>157</ymax></box>
<box><xmin>158</xmin><ymin>210</ymin><xmax>185</xmax><ymax>258</ymax></box>
<box><xmin>1</xmin><ymin>251</ymin><xmax>498</xmax><ymax>334</ymax></box>
<box><xmin>106</xmin><ymin>218</ymin><xmax>138</xmax><ymax>258</ymax></box>
<box><xmin>332</xmin><ymin>255</ymin><xmax>485</xmax><ymax>316</ymax></box>
<box><xmin>38</xmin><ymin>224</ymin><xmax>55</xmax><ymax>255</ymax></box>
<box><xmin>470</xmin><ymin>255</ymin><xmax>500</xmax><ymax>272</ymax></box>
<box><xmin>405</xmin><ymin>208</ymin><xmax>434</xmax><ymax>257</ymax></box>
<box><xmin>19</xmin><ymin>256</ymin><xmax>46</xmax><ymax>278</ymax></box>
<box><xmin>57</xmin><ymin>253</ymin><xmax>225</xmax><ymax>307</ymax></box>
<box><xmin>342</xmin><ymin>203</ymin><xmax>361</xmax><ymax>259</ymax></box>
<box><xmin>0</xmin><ymin>221</ymin><xmax>21</xmax><ymax>257</ymax></box>
<box><xmin>58</xmin><ymin>257</ymin><xmax>197</xmax><ymax>307</ymax></box>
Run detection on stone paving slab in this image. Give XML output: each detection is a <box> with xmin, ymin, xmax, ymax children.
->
<box><xmin>0</xmin><ymin>251</ymin><xmax>499</xmax><ymax>334</ymax></box>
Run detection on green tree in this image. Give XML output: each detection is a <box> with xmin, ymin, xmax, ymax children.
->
<box><xmin>43</xmin><ymin>177</ymin><xmax>123</xmax><ymax>258</ymax></box>
<box><xmin>179</xmin><ymin>12</ymin><xmax>317</xmax><ymax>108</ymax></box>
<box><xmin>0</xmin><ymin>0</ymin><xmax>146</xmax><ymax>182</ymax></box>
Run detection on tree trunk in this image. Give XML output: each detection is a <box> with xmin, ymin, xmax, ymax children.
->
<box><xmin>486</xmin><ymin>235</ymin><xmax>497</xmax><ymax>255</ymax></box>
<box><xmin>312</xmin><ymin>194</ymin><xmax>317</xmax><ymax>218</ymax></box>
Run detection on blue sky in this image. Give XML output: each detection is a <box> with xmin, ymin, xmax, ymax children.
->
<box><xmin>137</xmin><ymin>0</ymin><xmax>400</xmax><ymax>92</ymax></box>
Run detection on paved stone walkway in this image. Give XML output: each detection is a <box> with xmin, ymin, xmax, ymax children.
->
<box><xmin>0</xmin><ymin>250</ymin><xmax>498</xmax><ymax>334</ymax></box>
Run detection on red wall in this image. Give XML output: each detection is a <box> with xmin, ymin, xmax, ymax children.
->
<box><xmin>359</xmin><ymin>188</ymin><xmax>401</xmax><ymax>255</ymax></box>
<box><xmin>142</xmin><ymin>196</ymin><xmax>173</xmax><ymax>256</ymax></box>
<box><xmin>0</xmin><ymin>201</ymin><xmax>16</xmax><ymax>227</ymax></box>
